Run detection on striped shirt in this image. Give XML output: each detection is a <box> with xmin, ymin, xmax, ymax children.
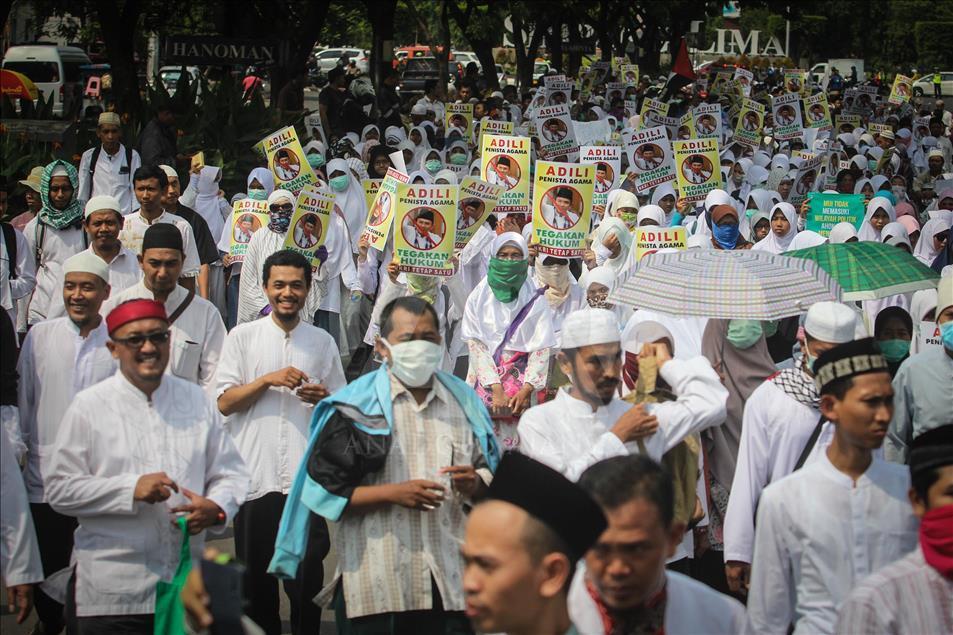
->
<box><xmin>835</xmin><ymin>547</ymin><xmax>953</xmax><ymax>635</ymax></box>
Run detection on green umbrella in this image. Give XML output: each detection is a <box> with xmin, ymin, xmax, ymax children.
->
<box><xmin>785</xmin><ymin>241</ymin><xmax>940</xmax><ymax>300</ymax></box>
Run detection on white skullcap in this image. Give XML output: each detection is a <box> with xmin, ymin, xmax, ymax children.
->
<box><xmin>859</xmin><ymin>133</ymin><xmax>875</xmax><ymax>146</ymax></box>
<box><xmin>63</xmin><ymin>250</ymin><xmax>109</xmax><ymax>283</ymax></box>
<box><xmin>937</xmin><ymin>275</ymin><xmax>953</xmax><ymax>318</ymax></box>
<box><xmin>560</xmin><ymin>308</ymin><xmax>621</xmax><ymax>350</ymax></box>
<box><xmin>491</xmin><ymin>90</ymin><xmax>504</xmax><ymax>99</ymax></box>
<box><xmin>98</xmin><ymin>111</ymin><xmax>121</xmax><ymax>126</ymax></box>
<box><xmin>879</xmin><ymin>128</ymin><xmax>895</xmax><ymax>140</ymax></box>
<box><xmin>411</xmin><ymin>103</ymin><xmax>428</xmax><ymax>115</ymax></box>
<box><xmin>159</xmin><ymin>164</ymin><xmax>178</xmax><ymax>179</ymax></box>
<box><xmin>804</xmin><ymin>301</ymin><xmax>857</xmax><ymax>343</ymax></box>
<box><xmin>84</xmin><ymin>194</ymin><xmax>121</xmax><ymax>218</ymax></box>
<box><xmin>267</xmin><ymin>189</ymin><xmax>294</xmax><ymax>206</ymax></box>
<box><xmin>928</xmin><ymin>148</ymin><xmax>945</xmax><ymax>159</ymax></box>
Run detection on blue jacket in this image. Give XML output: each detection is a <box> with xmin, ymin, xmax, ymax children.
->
<box><xmin>268</xmin><ymin>366</ymin><xmax>500</xmax><ymax>579</ymax></box>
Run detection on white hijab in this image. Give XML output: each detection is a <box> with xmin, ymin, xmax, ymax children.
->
<box><xmin>857</xmin><ymin>196</ymin><xmax>896</xmax><ymax>242</ymax></box>
<box><xmin>326</xmin><ymin>157</ymin><xmax>367</xmax><ymax>250</ymax></box>
<box><xmin>913</xmin><ymin>217</ymin><xmax>953</xmax><ymax>265</ymax></box>
<box><xmin>194</xmin><ymin>165</ymin><xmax>226</xmax><ymax>239</ymax></box>
<box><xmin>752</xmin><ymin>202</ymin><xmax>798</xmax><ymax>253</ymax></box>
<box><xmin>829</xmin><ymin>222</ymin><xmax>858</xmax><ymax>244</ymax></box>
<box><xmin>881</xmin><ymin>221</ymin><xmax>912</xmax><ymax>252</ymax></box>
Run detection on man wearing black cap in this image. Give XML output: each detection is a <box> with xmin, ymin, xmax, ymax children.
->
<box><xmin>836</xmin><ymin>424</ymin><xmax>953</xmax><ymax>634</ymax></box>
<box><xmin>461</xmin><ymin>453</ymin><xmax>606</xmax><ymax>635</ymax></box>
<box><xmin>747</xmin><ymin>338</ymin><xmax>918</xmax><ymax>635</ymax></box>
<box><xmin>541</xmin><ymin>187</ymin><xmax>579</xmax><ymax>230</ymax></box>
<box><xmin>104</xmin><ymin>223</ymin><xmax>225</xmax><ymax>391</ymax></box>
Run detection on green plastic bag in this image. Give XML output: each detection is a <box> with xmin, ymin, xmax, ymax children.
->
<box><xmin>154</xmin><ymin>516</ymin><xmax>192</xmax><ymax>635</ymax></box>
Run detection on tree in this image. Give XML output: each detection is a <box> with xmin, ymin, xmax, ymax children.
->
<box><xmin>447</xmin><ymin>0</ymin><xmax>504</xmax><ymax>91</ymax></box>
<box><xmin>508</xmin><ymin>1</ymin><xmax>549</xmax><ymax>91</ymax></box>
<box><xmin>404</xmin><ymin>0</ymin><xmax>452</xmax><ymax>97</ymax></box>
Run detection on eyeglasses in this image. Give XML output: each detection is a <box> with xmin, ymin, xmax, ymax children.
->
<box><xmin>270</xmin><ymin>203</ymin><xmax>293</xmax><ymax>212</ymax></box>
<box><xmin>112</xmin><ymin>330</ymin><xmax>171</xmax><ymax>349</ymax></box>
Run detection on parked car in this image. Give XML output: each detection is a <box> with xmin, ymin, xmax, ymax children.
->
<box><xmin>912</xmin><ymin>72</ymin><xmax>953</xmax><ymax>98</ymax></box>
<box><xmin>400</xmin><ymin>56</ymin><xmax>441</xmax><ymax>99</ymax></box>
<box><xmin>314</xmin><ymin>47</ymin><xmax>369</xmax><ymax>76</ymax></box>
<box><xmin>2</xmin><ymin>44</ymin><xmax>91</xmax><ymax>117</ymax></box>
<box><xmin>157</xmin><ymin>65</ymin><xmax>202</xmax><ymax>100</ymax></box>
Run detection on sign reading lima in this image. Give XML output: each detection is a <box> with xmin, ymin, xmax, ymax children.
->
<box><xmin>162</xmin><ymin>37</ymin><xmax>286</xmax><ymax>65</ymax></box>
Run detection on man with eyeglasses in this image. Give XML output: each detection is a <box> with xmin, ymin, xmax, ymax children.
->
<box><xmin>46</xmin><ymin>297</ymin><xmax>248</xmax><ymax>634</ymax></box>
<box><xmin>104</xmin><ymin>223</ymin><xmax>225</xmax><ymax>394</ymax></box>
<box><xmin>14</xmin><ymin>250</ymin><xmax>117</xmax><ymax>634</ymax></box>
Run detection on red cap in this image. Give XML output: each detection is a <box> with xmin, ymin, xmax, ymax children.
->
<box><xmin>106</xmin><ymin>299</ymin><xmax>168</xmax><ymax>335</ymax></box>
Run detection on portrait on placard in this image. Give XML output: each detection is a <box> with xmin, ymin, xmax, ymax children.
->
<box><xmin>593</xmin><ymin>162</ymin><xmax>615</xmax><ymax>194</ymax></box>
<box><xmin>541</xmin><ymin>118</ymin><xmax>569</xmax><ymax>143</ymax></box>
<box><xmin>457</xmin><ymin>197</ymin><xmax>485</xmax><ymax>231</ymax></box>
<box><xmin>633</xmin><ymin>143</ymin><xmax>665</xmax><ymax>171</ymax></box>
<box><xmin>539</xmin><ymin>185</ymin><xmax>583</xmax><ymax>230</ymax></box>
<box><xmin>795</xmin><ymin>169</ymin><xmax>818</xmax><ymax>195</ymax></box>
<box><xmin>484</xmin><ymin>154</ymin><xmax>521</xmax><ymax>190</ymax></box>
<box><xmin>681</xmin><ymin>154</ymin><xmax>714</xmax><ymax>185</ymax></box>
<box><xmin>233</xmin><ymin>214</ymin><xmax>261</xmax><ymax>244</ymax></box>
<box><xmin>742</xmin><ymin>111</ymin><xmax>762</xmax><ymax>132</ymax></box>
<box><xmin>401</xmin><ymin>207</ymin><xmax>447</xmax><ymax>251</ymax></box>
<box><xmin>696</xmin><ymin>114</ymin><xmax>717</xmax><ymax>136</ymax></box>
<box><xmin>273</xmin><ymin>148</ymin><xmax>301</xmax><ymax>182</ymax></box>
<box><xmin>776</xmin><ymin>105</ymin><xmax>797</xmax><ymax>126</ymax></box>
<box><xmin>368</xmin><ymin>191</ymin><xmax>393</xmax><ymax>227</ymax></box>
<box><xmin>292</xmin><ymin>213</ymin><xmax>322</xmax><ymax>249</ymax></box>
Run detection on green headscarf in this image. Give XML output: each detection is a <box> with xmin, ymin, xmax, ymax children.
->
<box><xmin>39</xmin><ymin>160</ymin><xmax>84</xmax><ymax>230</ymax></box>
<box><xmin>487</xmin><ymin>257</ymin><xmax>528</xmax><ymax>303</ymax></box>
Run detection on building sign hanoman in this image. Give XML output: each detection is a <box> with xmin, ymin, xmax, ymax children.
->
<box><xmin>161</xmin><ymin>36</ymin><xmax>286</xmax><ymax>65</ymax></box>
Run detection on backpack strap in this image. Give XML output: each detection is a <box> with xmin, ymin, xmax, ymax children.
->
<box><xmin>88</xmin><ymin>144</ymin><xmax>102</xmax><ymax>178</ymax></box>
<box><xmin>794</xmin><ymin>415</ymin><xmax>827</xmax><ymax>471</ymax></box>
<box><xmin>1</xmin><ymin>223</ymin><xmax>17</xmax><ymax>280</ymax></box>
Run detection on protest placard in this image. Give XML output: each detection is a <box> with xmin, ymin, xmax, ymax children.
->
<box><xmin>772</xmin><ymin>92</ymin><xmax>804</xmax><ymax>141</ymax></box>
<box><xmin>362</xmin><ymin>178</ymin><xmax>382</xmax><ymax>211</ymax></box>
<box><xmin>228</xmin><ymin>198</ymin><xmax>269</xmax><ymax>262</ymax></box>
<box><xmin>789</xmin><ymin>154</ymin><xmax>823</xmax><ymax>207</ymax></box>
<box><xmin>481</xmin><ymin>134</ymin><xmax>531</xmax><ymax>213</ymax></box>
<box><xmin>693</xmin><ymin>104</ymin><xmax>722</xmax><ymax>139</ymax></box>
<box><xmin>480</xmin><ymin>117</ymin><xmax>514</xmax><ymax>140</ymax></box>
<box><xmin>677</xmin><ymin>111</ymin><xmax>696</xmax><ymax>140</ymax></box>
<box><xmin>803</xmin><ymin>92</ymin><xmax>833</xmax><ymax>131</ymax></box>
<box><xmin>455</xmin><ymin>177</ymin><xmax>501</xmax><ymax>249</ymax></box>
<box><xmin>534</xmin><ymin>104</ymin><xmax>579</xmax><ymax>161</ymax></box>
<box><xmin>304</xmin><ymin>113</ymin><xmax>327</xmax><ymax>146</ymax></box>
<box><xmin>261</xmin><ymin>125</ymin><xmax>317</xmax><ymax>195</ymax></box>
<box><xmin>189</xmin><ymin>152</ymin><xmax>205</xmax><ymax>172</ymax></box>
<box><xmin>624</xmin><ymin>99</ymin><xmax>638</xmax><ymax>120</ymax></box>
<box><xmin>282</xmin><ymin>186</ymin><xmax>334</xmax><ymax>265</ymax></box>
<box><xmin>394</xmin><ymin>184</ymin><xmax>458</xmax><ymax>276</ymax></box>
<box><xmin>545</xmin><ymin>80</ymin><xmax>573</xmax><ymax>106</ymax></box>
<box><xmin>581</xmin><ymin>145</ymin><xmax>621</xmax><ymax>208</ymax></box>
<box><xmin>604</xmin><ymin>82</ymin><xmax>625</xmax><ymax>103</ymax></box>
<box><xmin>361</xmin><ymin>168</ymin><xmax>409</xmax><ymax>251</ymax></box>
<box><xmin>673</xmin><ymin>138</ymin><xmax>721</xmax><ymax>203</ymax></box>
<box><xmin>445</xmin><ymin>102</ymin><xmax>474</xmax><ymax>139</ymax></box>
<box><xmin>626</xmin><ymin>126</ymin><xmax>676</xmax><ymax>194</ymax></box>
<box><xmin>639</xmin><ymin>98</ymin><xmax>670</xmax><ymax>123</ymax></box>
<box><xmin>734</xmin><ymin>67</ymin><xmax>754</xmax><ymax>96</ymax></box>
<box><xmin>532</xmin><ymin>161</ymin><xmax>594</xmax><ymax>257</ymax></box>
<box><xmin>620</xmin><ymin>64</ymin><xmax>639</xmax><ymax>86</ymax></box>
<box><xmin>635</xmin><ymin>226</ymin><xmax>687</xmax><ymax>261</ymax></box>
<box><xmin>918</xmin><ymin>321</ymin><xmax>942</xmax><ymax>351</ymax></box>
<box><xmin>784</xmin><ymin>69</ymin><xmax>809</xmax><ymax>95</ymax></box>
<box><xmin>888</xmin><ymin>74</ymin><xmax>913</xmax><ymax>106</ymax></box>
<box><xmin>836</xmin><ymin>114</ymin><xmax>861</xmax><ymax>133</ymax></box>
<box><xmin>733</xmin><ymin>99</ymin><xmax>765</xmax><ymax>148</ymax></box>
<box><xmin>805</xmin><ymin>192</ymin><xmax>865</xmax><ymax>236</ymax></box>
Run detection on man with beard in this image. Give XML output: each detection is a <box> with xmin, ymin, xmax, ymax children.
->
<box><xmin>15</xmin><ymin>251</ymin><xmax>117</xmax><ymax>634</ymax></box>
<box><xmin>518</xmin><ymin>308</ymin><xmax>727</xmax><ymax>480</ymax></box>
<box><xmin>216</xmin><ymin>249</ymin><xmax>344</xmax><ymax>634</ymax></box>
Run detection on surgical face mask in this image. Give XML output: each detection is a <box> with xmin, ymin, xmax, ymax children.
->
<box><xmin>247</xmin><ymin>188</ymin><xmax>267</xmax><ymax>200</ymax></box>
<box><xmin>878</xmin><ymin>339</ymin><xmax>910</xmax><ymax>362</ymax></box>
<box><xmin>727</xmin><ymin>319</ymin><xmax>763</xmax><ymax>349</ymax></box>
<box><xmin>762</xmin><ymin>319</ymin><xmax>779</xmax><ymax>338</ymax></box>
<box><xmin>803</xmin><ymin>343</ymin><xmax>818</xmax><ymax>373</ymax></box>
<box><xmin>425</xmin><ymin>159</ymin><xmax>442</xmax><ymax>174</ymax></box>
<box><xmin>450</xmin><ymin>153</ymin><xmax>468</xmax><ymax>165</ymax></box>
<box><xmin>329</xmin><ymin>175</ymin><xmax>350</xmax><ymax>192</ymax></box>
<box><xmin>307</xmin><ymin>153</ymin><xmax>326</xmax><ymax>169</ymax></box>
<box><xmin>941</xmin><ymin>320</ymin><xmax>953</xmax><ymax>352</ymax></box>
<box><xmin>381</xmin><ymin>339</ymin><xmax>443</xmax><ymax>387</ymax></box>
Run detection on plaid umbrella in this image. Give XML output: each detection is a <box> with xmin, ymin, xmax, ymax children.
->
<box><xmin>785</xmin><ymin>241</ymin><xmax>940</xmax><ymax>300</ymax></box>
<box><xmin>609</xmin><ymin>250</ymin><xmax>842</xmax><ymax>319</ymax></box>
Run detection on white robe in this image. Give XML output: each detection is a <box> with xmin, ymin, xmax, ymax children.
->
<box><xmin>77</xmin><ymin>143</ymin><xmax>142</xmax><ymax>214</ymax></box>
<box><xmin>518</xmin><ymin>358</ymin><xmax>728</xmax><ymax>481</ymax></box>
<box><xmin>23</xmin><ymin>219</ymin><xmax>87</xmax><ymax>324</ymax></box>
<box><xmin>117</xmin><ymin>210</ymin><xmax>201</xmax><ymax>278</ymax></box>
<box><xmin>1</xmin><ymin>428</ymin><xmax>43</xmax><ymax>586</ymax></box>
<box><xmin>746</xmin><ymin>454</ymin><xmax>918</xmax><ymax>635</ymax></box>
<box><xmin>46</xmin><ymin>372</ymin><xmax>249</xmax><ymax>617</ymax></box>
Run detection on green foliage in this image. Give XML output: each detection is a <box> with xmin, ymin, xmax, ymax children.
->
<box><xmin>913</xmin><ymin>22</ymin><xmax>953</xmax><ymax>71</ymax></box>
<box><xmin>0</xmin><ymin>91</ymin><xmax>56</xmax><ymax>121</ymax></box>
<box><xmin>0</xmin><ymin>126</ymin><xmax>58</xmax><ymax>183</ymax></box>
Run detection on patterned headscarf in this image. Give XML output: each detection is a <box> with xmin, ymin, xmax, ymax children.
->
<box><xmin>39</xmin><ymin>160</ymin><xmax>84</xmax><ymax>229</ymax></box>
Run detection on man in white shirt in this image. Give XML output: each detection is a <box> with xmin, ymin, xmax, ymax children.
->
<box><xmin>681</xmin><ymin>156</ymin><xmax>711</xmax><ymax>184</ymax></box>
<box><xmin>16</xmin><ymin>250</ymin><xmax>117</xmax><ymax>634</ymax></box>
<box><xmin>541</xmin><ymin>187</ymin><xmax>581</xmax><ymax>230</ymax></box>
<box><xmin>519</xmin><ymin>308</ymin><xmax>728</xmax><ymax>481</ymax></box>
<box><xmin>119</xmin><ymin>165</ymin><xmax>201</xmax><ymax>287</ymax></box>
<box><xmin>723</xmin><ymin>301</ymin><xmax>859</xmax><ymax>595</ymax></box>
<box><xmin>571</xmin><ymin>455</ymin><xmax>745</xmax><ymax>635</ymax></box>
<box><xmin>47</xmin><ymin>298</ymin><xmax>248</xmax><ymax>633</ymax></box>
<box><xmin>106</xmin><ymin>223</ymin><xmax>225</xmax><ymax>393</ymax></box>
<box><xmin>273</xmin><ymin>149</ymin><xmax>299</xmax><ymax>182</ymax></box>
<box><xmin>746</xmin><ymin>338</ymin><xmax>918</xmax><ymax>635</ymax></box>
<box><xmin>403</xmin><ymin>208</ymin><xmax>443</xmax><ymax>249</ymax></box>
<box><xmin>487</xmin><ymin>156</ymin><xmax>519</xmax><ymax>190</ymax></box>
<box><xmin>77</xmin><ymin>112</ymin><xmax>141</xmax><ymax>214</ymax></box>
<box><xmin>216</xmin><ymin>249</ymin><xmax>344</xmax><ymax>634</ymax></box>
<box><xmin>0</xmin><ymin>218</ymin><xmax>36</xmax><ymax>331</ymax></box>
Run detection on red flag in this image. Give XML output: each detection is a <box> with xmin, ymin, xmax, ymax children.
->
<box><xmin>661</xmin><ymin>37</ymin><xmax>696</xmax><ymax>101</ymax></box>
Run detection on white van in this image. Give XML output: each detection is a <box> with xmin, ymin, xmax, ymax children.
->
<box><xmin>2</xmin><ymin>44</ymin><xmax>92</xmax><ymax>117</ymax></box>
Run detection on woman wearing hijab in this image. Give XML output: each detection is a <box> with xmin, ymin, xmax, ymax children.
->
<box><xmin>582</xmin><ymin>217</ymin><xmax>632</xmax><ymax>287</ymax></box>
<box><xmin>752</xmin><ymin>202</ymin><xmax>798</xmax><ymax>254</ymax></box>
<box><xmin>302</xmin><ymin>140</ymin><xmax>327</xmax><ymax>181</ymax></box>
<box><xmin>462</xmin><ymin>232</ymin><xmax>556</xmax><ymax>450</ymax></box>
<box><xmin>874</xmin><ymin>306</ymin><xmax>913</xmax><ymax>376</ymax></box>
<box><xmin>532</xmin><ymin>255</ymin><xmax>586</xmax><ymax>334</ymax></box>
<box><xmin>856</xmin><ymin>196</ymin><xmax>895</xmax><ymax>241</ymax></box>
<box><xmin>909</xmin><ymin>288</ymin><xmax>938</xmax><ymax>354</ymax></box>
<box><xmin>421</xmin><ymin>148</ymin><xmax>444</xmax><ymax>178</ymax></box>
<box><xmin>365</xmin><ymin>144</ymin><xmax>394</xmax><ymax>180</ymax></box>
<box><xmin>583</xmin><ymin>265</ymin><xmax>631</xmax><ymax>327</ymax></box>
<box><xmin>854</xmin><ymin>177</ymin><xmax>875</xmax><ymax>202</ymax></box>
<box><xmin>636</xmin><ymin>205</ymin><xmax>666</xmax><ymax>227</ymax></box>
<box><xmin>406</xmin><ymin>169</ymin><xmax>432</xmax><ymax>185</ymax></box>
<box><xmin>787</xmin><ymin>230</ymin><xmax>827</xmax><ymax>250</ymax></box>
<box><xmin>604</xmin><ymin>189</ymin><xmax>640</xmax><ymax>229</ymax></box>
<box><xmin>689</xmin><ymin>190</ymin><xmax>752</xmax><ymax>250</ymax></box>
<box><xmin>445</xmin><ymin>141</ymin><xmax>470</xmax><ymax>169</ymax></box>
<box><xmin>747</xmin><ymin>209</ymin><xmax>771</xmax><ymax>243</ymax></box>
<box><xmin>882</xmin><ymin>221</ymin><xmax>913</xmax><ymax>253</ymax></box>
<box><xmin>651</xmin><ymin>183</ymin><xmax>677</xmax><ymax>224</ymax></box>
<box><xmin>189</xmin><ymin>166</ymin><xmax>231</xmax><ymax>253</ymax></box>
<box><xmin>828</xmin><ymin>222</ymin><xmax>859</xmax><ymax>243</ymax></box>
<box><xmin>433</xmin><ymin>169</ymin><xmax>457</xmax><ymax>185</ymax></box>
<box><xmin>912</xmin><ymin>217</ymin><xmax>953</xmax><ymax>265</ymax></box>
<box><xmin>897</xmin><ymin>215</ymin><xmax>921</xmax><ymax>250</ymax></box>
<box><xmin>325</xmin><ymin>158</ymin><xmax>367</xmax><ymax>251</ymax></box>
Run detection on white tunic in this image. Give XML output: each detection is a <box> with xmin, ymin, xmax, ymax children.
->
<box><xmin>1</xmin><ymin>428</ymin><xmax>43</xmax><ymax>587</ymax></box>
<box><xmin>0</xmin><ymin>224</ymin><xmax>36</xmax><ymax>328</ymax></box>
<box><xmin>45</xmin><ymin>372</ymin><xmax>249</xmax><ymax>617</ymax></box>
<box><xmin>105</xmin><ymin>282</ymin><xmax>225</xmax><ymax>392</ymax></box>
<box><xmin>77</xmin><ymin>143</ymin><xmax>142</xmax><ymax>214</ymax></box>
<box><xmin>569</xmin><ymin>565</ymin><xmax>745</xmax><ymax>635</ymax></box>
<box><xmin>46</xmin><ymin>246</ymin><xmax>142</xmax><ymax>319</ymax></box>
<box><xmin>722</xmin><ymin>380</ymin><xmax>829</xmax><ymax>565</ymax></box>
<box><xmin>518</xmin><ymin>357</ymin><xmax>728</xmax><ymax>481</ymax></box>
<box><xmin>23</xmin><ymin>218</ymin><xmax>87</xmax><ymax>324</ymax></box>
<box><xmin>118</xmin><ymin>210</ymin><xmax>201</xmax><ymax>278</ymax></box>
<box><xmin>215</xmin><ymin>317</ymin><xmax>345</xmax><ymax>501</ymax></box>
<box><xmin>746</xmin><ymin>454</ymin><xmax>918</xmax><ymax>635</ymax></box>
<box><xmin>16</xmin><ymin>317</ymin><xmax>116</xmax><ymax>502</ymax></box>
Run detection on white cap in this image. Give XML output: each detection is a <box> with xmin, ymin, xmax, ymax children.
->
<box><xmin>937</xmin><ymin>275</ymin><xmax>953</xmax><ymax>318</ymax></box>
<box><xmin>63</xmin><ymin>251</ymin><xmax>109</xmax><ymax>283</ymax></box>
<box><xmin>804</xmin><ymin>301</ymin><xmax>857</xmax><ymax>343</ymax></box>
<box><xmin>928</xmin><ymin>148</ymin><xmax>945</xmax><ymax>159</ymax></box>
<box><xmin>84</xmin><ymin>194</ymin><xmax>121</xmax><ymax>218</ymax></box>
<box><xmin>411</xmin><ymin>103</ymin><xmax>428</xmax><ymax>115</ymax></box>
<box><xmin>98</xmin><ymin>111</ymin><xmax>121</xmax><ymax>126</ymax></box>
<box><xmin>560</xmin><ymin>308</ymin><xmax>621</xmax><ymax>350</ymax></box>
<box><xmin>159</xmin><ymin>164</ymin><xmax>178</xmax><ymax>179</ymax></box>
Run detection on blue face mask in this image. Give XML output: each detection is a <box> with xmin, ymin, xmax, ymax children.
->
<box><xmin>712</xmin><ymin>221</ymin><xmax>740</xmax><ymax>249</ymax></box>
<box><xmin>329</xmin><ymin>175</ymin><xmax>349</xmax><ymax>192</ymax></box>
<box><xmin>941</xmin><ymin>321</ymin><xmax>953</xmax><ymax>352</ymax></box>
<box><xmin>247</xmin><ymin>188</ymin><xmax>267</xmax><ymax>200</ymax></box>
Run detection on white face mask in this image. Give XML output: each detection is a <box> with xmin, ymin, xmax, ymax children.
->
<box><xmin>381</xmin><ymin>339</ymin><xmax>443</xmax><ymax>387</ymax></box>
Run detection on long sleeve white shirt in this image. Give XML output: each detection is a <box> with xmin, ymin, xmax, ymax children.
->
<box><xmin>77</xmin><ymin>144</ymin><xmax>141</xmax><ymax>214</ymax></box>
<box><xmin>45</xmin><ymin>371</ymin><xmax>249</xmax><ymax>617</ymax></box>
<box><xmin>16</xmin><ymin>317</ymin><xmax>117</xmax><ymax>502</ymax></box>
<box><xmin>118</xmin><ymin>210</ymin><xmax>200</xmax><ymax>278</ymax></box>
<box><xmin>0</xmin><ymin>224</ymin><xmax>36</xmax><ymax>328</ymax></box>
<box><xmin>23</xmin><ymin>218</ymin><xmax>87</xmax><ymax>324</ymax></box>
<box><xmin>104</xmin><ymin>282</ymin><xmax>225</xmax><ymax>392</ymax></box>
<box><xmin>1</xmin><ymin>428</ymin><xmax>43</xmax><ymax>587</ymax></box>
<box><xmin>722</xmin><ymin>380</ymin><xmax>830</xmax><ymax>564</ymax></box>
<box><xmin>746</xmin><ymin>454</ymin><xmax>918</xmax><ymax>635</ymax></box>
<box><xmin>215</xmin><ymin>317</ymin><xmax>345</xmax><ymax>502</ymax></box>
<box><xmin>46</xmin><ymin>246</ymin><xmax>142</xmax><ymax>319</ymax></box>
<box><xmin>518</xmin><ymin>357</ymin><xmax>728</xmax><ymax>481</ymax></box>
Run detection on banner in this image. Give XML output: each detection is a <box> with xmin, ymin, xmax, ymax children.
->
<box><xmin>361</xmin><ymin>168</ymin><xmax>409</xmax><ymax>251</ymax></box>
<box><xmin>733</xmin><ymin>99</ymin><xmax>765</xmax><ymax>148</ymax></box>
<box><xmin>918</xmin><ymin>321</ymin><xmax>942</xmax><ymax>351</ymax></box>
<box><xmin>480</xmin><ymin>117</ymin><xmax>514</xmax><ymax>140</ymax></box>
<box><xmin>783</xmin><ymin>69</ymin><xmax>809</xmax><ymax>95</ymax></box>
<box><xmin>635</xmin><ymin>226</ymin><xmax>687</xmax><ymax>261</ymax></box>
<box><xmin>531</xmin><ymin>161</ymin><xmax>594</xmax><ymax>257</ymax></box>
<box><xmin>626</xmin><ymin>126</ymin><xmax>676</xmax><ymax>194</ymax></box>
<box><xmin>580</xmin><ymin>145</ymin><xmax>621</xmax><ymax>208</ymax></box>
<box><xmin>455</xmin><ymin>177</ymin><xmax>502</xmax><ymax>249</ymax></box>
<box><xmin>228</xmin><ymin>198</ymin><xmax>269</xmax><ymax>262</ymax></box>
<box><xmin>772</xmin><ymin>92</ymin><xmax>804</xmax><ymax>141</ymax></box>
<box><xmin>888</xmin><ymin>74</ymin><xmax>913</xmax><ymax>106</ymax></box>
<box><xmin>481</xmin><ymin>134</ymin><xmax>531</xmax><ymax>213</ymax></box>
<box><xmin>693</xmin><ymin>104</ymin><xmax>722</xmax><ymax>139</ymax></box>
<box><xmin>282</xmin><ymin>186</ymin><xmax>335</xmax><ymax>265</ymax></box>
<box><xmin>673</xmin><ymin>138</ymin><xmax>722</xmax><ymax>203</ymax></box>
<box><xmin>362</xmin><ymin>178</ymin><xmax>382</xmax><ymax>212</ymax></box>
<box><xmin>804</xmin><ymin>92</ymin><xmax>833</xmax><ymax>131</ymax></box>
<box><xmin>733</xmin><ymin>67</ymin><xmax>754</xmax><ymax>96</ymax></box>
<box><xmin>261</xmin><ymin>125</ymin><xmax>317</xmax><ymax>195</ymax></box>
<box><xmin>394</xmin><ymin>184</ymin><xmax>458</xmax><ymax>276</ymax></box>
<box><xmin>789</xmin><ymin>155</ymin><xmax>823</xmax><ymax>207</ymax></box>
<box><xmin>620</xmin><ymin>64</ymin><xmax>640</xmax><ymax>86</ymax></box>
<box><xmin>805</xmin><ymin>192</ymin><xmax>865</xmax><ymax>236</ymax></box>
<box><xmin>534</xmin><ymin>104</ymin><xmax>578</xmax><ymax>160</ymax></box>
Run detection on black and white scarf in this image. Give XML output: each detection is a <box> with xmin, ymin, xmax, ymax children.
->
<box><xmin>771</xmin><ymin>367</ymin><xmax>820</xmax><ymax>410</ymax></box>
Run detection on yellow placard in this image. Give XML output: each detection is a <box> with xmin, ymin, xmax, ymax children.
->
<box><xmin>361</xmin><ymin>168</ymin><xmax>408</xmax><ymax>252</ymax></box>
<box><xmin>531</xmin><ymin>161</ymin><xmax>594</xmax><ymax>257</ymax></box>
<box><xmin>888</xmin><ymin>74</ymin><xmax>913</xmax><ymax>106</ymax></box>
<box><xmin>394</xmin><ymin>184</ymin><xmax>458</xmax><ymax>277</ymax></box>
<box><xmin>639</xmin><ymin>98</ymin><xmax>669</xmax><ymax>125</ymax></box>
<box><xmin>620</xmin><ymin>64</ymin><xmax>640</xmax><ymax>86</ymax></box>
<box><xmin>455</xmin><ymin>177</ymin><xmax>502</xmax><ymax>249</ymax></box>
<box><xmin>261</xmin><ymin>125</ymin><xmax>317</xmax><ymax>195</ymax></box>
<box><xmin>481</xmin><ymin>134</ymin><xmax>530</xmax><ymax>213</ymax></box>
<box><xmin>190</xmin><ymin>151</ymin><xmax>205</xmax><ymax>172</ymax></box>
<box><xmin>733</xmin><ymin>98</ymin><xmax>765</xmax><ymax>148</ymax></box>
<box><xmin>282</xmin><ymin>186</ymin><xmax>335</xmax><ymax>267</ymax></box>
<box><xmin>783</xmin><ymin>69</ymin><xmax>809</xmax><ymax>96</ymax></box>
<box><xmin>673</xmin><ymin>138</ymin><xmax>722</xmax><ymax>203</ymax></box>
<box><xmin>228</xmin><ymin>198</ymin><xmax>269</xmax><ymax>261</ymax></box>
<box><xmin>635</xmin><ymin>226</ymin><xmax>686</xmax><ymax>261</ymax></box>
<box><xmin>362</xmin><ymin>178</ymin><xmax>382</xmax><ymax>211</ymax></box>
<box><xmin>804</xmin><ymin>92</ymin><xmax>832</xmax><ymax>130</ymax></box>
<box><xmin>445</xmin><ymin>102</ymin><xmax>474</xmax><ymax>139</ymax></box>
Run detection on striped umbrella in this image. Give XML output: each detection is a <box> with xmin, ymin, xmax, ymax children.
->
<box><xmin>785</xmin><ymin>241</ymin><xmax>940</xmax><ymax>300</ymax></box>
<box><xmin>609</xmin><ymin>249</ymin><xmax>842</xmax><ymax>319</ymax></box>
